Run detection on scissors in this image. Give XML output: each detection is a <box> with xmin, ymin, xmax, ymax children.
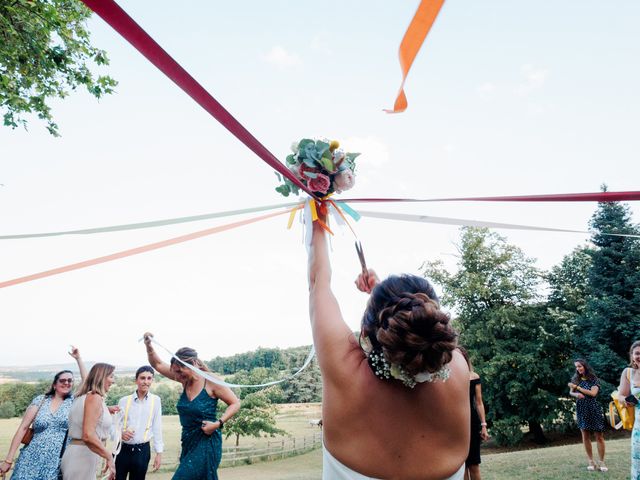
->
<box><xmin>355</xmin><ymin>241</ymin><xmax>368</xmax><ymax>279</ymax></box>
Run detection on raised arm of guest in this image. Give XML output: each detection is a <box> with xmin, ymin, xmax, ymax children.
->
<box><xmin>143</xmin><ymin>332</ymin><xmax>180</xmax><ymax>382</ymax></box>
<box><xmin>69</xmin><ymin>345</ymin><xmax>88</xmax><ymax>383</ymax></box>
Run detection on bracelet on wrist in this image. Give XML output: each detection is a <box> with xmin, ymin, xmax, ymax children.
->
<box><xmin>480</xmin><ymin>422</ymin><xmax>487</xmax><ymax>427</ymax></box>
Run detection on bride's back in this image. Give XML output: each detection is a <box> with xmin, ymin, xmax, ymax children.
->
<box><xmin>322</xmin><ymin>344</ymin><xmax>470</xmax><ymax>480</ymax></box>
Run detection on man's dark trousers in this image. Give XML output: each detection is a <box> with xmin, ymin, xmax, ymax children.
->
<box><xmin>115</xmin><ymin>442</ymin><xmax>151</xmax><ymax>480</ymax></box>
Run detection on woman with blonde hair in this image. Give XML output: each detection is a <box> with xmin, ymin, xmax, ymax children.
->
<box><xmin>143</xmin><ymin>335</ymin><xmax>240</xmax><ymax>480</ymax></box>
<box><xmin>0</xmin><ymin>347</ymin><xmax>87</xmax><ymax>479</ymax></box>
<box><xmin>307</xmin><ymin>211</ymin><xmax>469</xmax><ymax>479</ymax></box>
<box><xmin>60</xmin><ymin>362</ymin><xmax>116</xmax><ymax>480</ymax></box>
<box><xmin>616</xmin><ymin>340</ymin><xmax>640</xmax><ymax>479</ymax></box>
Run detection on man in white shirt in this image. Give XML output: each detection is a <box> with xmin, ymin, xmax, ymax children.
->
<box><xmin>116</xmin><ymin>366</ymin><xmax>163</xmax><ymax>480</ymax></box>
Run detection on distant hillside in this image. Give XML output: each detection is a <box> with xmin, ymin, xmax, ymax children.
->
<box><xmin>0</xmin><ymin>363</ymin><xmax>138</xmax><ymax>382</ymax></box>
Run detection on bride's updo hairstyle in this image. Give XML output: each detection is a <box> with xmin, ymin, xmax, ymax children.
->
<box><xmin>361</xmin><ymin>274</ymin><xmax>458</xmax><ymax>377</ymax></box>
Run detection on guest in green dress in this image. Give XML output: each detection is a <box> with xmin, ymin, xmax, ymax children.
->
<box><xmin>143</xmin><ymin>333</ymin><xmax>240</xmax><ymax>480</ymax></box>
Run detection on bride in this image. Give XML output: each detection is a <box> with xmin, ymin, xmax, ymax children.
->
<box><xmin>307</xmin><ymin>210</ymin><xmax>469</xmax><ymax>479</ymax></box>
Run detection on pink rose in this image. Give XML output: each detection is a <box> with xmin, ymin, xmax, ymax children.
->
<box><xmin>308</xmin><ymin>173</ymin><xmax>331</xmax><ymax>194</ymax></box>
<box><xmin>333</xmin><ymin>169</ymin><xmax>355</xmax><ymax>193</ymax></box>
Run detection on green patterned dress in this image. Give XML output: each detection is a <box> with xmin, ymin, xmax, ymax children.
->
<box><xmin>172</xmin><ymin>386</ymin><xmax>222</xmax><ymax>480</ymax></box>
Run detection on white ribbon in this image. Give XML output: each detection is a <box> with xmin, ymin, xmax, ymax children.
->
<box><xmin>357</xmin><ymin>210</ymin><xmax>640</xmax><ymax>239</ymax></box>
<box><xmin>143</xmin><ymin>337</ymin><xmax>315</xmax><ymax>389</ymax></box>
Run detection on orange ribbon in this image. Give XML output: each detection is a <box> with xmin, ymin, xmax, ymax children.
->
<box><xmin>0</xmin><ymin>208</ymin><xmax>296</xmax><ymax>289</ymax></box>
<box><xmin>327</xmin><ymin>200</ymin><xmax>358</xmax><ymax>238</ymax></box>
<box><xmin>385</xmin><ymin>0</ymin><xmax>446</xmax><ymax>113</ymax></box>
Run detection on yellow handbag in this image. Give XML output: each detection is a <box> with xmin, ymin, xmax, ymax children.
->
<box><xmin>610</xmin><ymin>368</ymin><xmax>635</xmax><ymax>430</ymax></box>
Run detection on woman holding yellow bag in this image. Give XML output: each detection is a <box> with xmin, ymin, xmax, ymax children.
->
<box><xmin>617</xmin><ymin>340</ymin><xmax>640</xmax><ymax>480</ymax></box>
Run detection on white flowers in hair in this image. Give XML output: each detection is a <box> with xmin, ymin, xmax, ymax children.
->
<box><xmin>361</xmin><ymin>336</ymin><xmax>450</xmax><ymax>388</ymax></box>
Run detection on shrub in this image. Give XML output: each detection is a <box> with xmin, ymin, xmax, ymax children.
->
<box><xmin>492</xmin><ymin>417</ymin><xmax>524</xmax><ymax>446</ymax></box>
<box><xmin>0</xmin><ymin>401</ymin><xmax>17</xmax><ymax>419</ymax></box>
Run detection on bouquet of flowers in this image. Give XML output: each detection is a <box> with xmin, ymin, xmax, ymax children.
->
<box><xmin>275</xmin><ymin>138</ymin><xmax>360</xmax><ymax>197</ymax></box>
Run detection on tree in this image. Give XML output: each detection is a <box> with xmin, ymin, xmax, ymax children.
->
<box><xmin>223</xmin><ymin>391</ymin><xmax>286</xmax><ymax>447</ymax></box>
<box><xmin>547</xmin><ymin>246</ymin><xmax>592</xmax><ymax>315</ymax></box>
<box><xmin>0</xmin><ymin>0</ymin><xmax>116</xmax><ymax>136</ymax></box>
<box><xmin>153</xmin><ymin>383</ymin><xmax>181</xmax><ymax>415</ymax></box>
<box><xmin>279</xmin><ymin>360</ymin><xmax>322</xmax><ymax>404</ymax></box>
<box><xmin>225</xmin><ymin>367</ymin><xmax>285</xmax><ymax>402</ymax></box>
<box><xmin>575</xmin><ymin>195</ymin><xmax>640</xmax><ymax>391</ymax></box>
<box><xmin>423</xmin><ymin>227</ymin><xmax>573</xmax><ymax>445</ymax></box>
<box><xmin>0</xmin><ymin>380</ymin><xmax>48</xmax><ymax>415</ymax></box>
<box><xmin>0</xmin><ymin>401</ymin><xmax>16</xmax><ymax>419</ymax></box>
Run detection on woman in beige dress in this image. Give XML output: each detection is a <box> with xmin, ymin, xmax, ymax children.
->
<box><xmin>60</xmin><ymin>363</ymin><xmax>116</xmax><ymax>480</ymax></box>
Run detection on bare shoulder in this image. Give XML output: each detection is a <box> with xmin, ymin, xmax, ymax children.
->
<box><xmin>85</xmin><ymin>392</ymin><xmax>102</xmax><ymax>403</ymax></box>
<box><xmin>470</xmin><ymin>372</ymin><xmax>480</xmax><ymax>381</ymax></box>
<box><xmin>83</xmin><ymin>392</ymin><xmax>103</xmax><ymax>412</ymax></box>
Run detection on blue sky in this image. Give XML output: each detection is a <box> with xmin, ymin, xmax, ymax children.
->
<box><xmin>1</xmin><ymin>0</ymin><xmax>638</xmax><ymax>366</ymax></box>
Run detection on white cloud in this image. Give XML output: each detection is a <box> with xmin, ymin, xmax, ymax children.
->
<box><xmin>262</xmin><ymin>46</ymin><xmax>301</xmax><ymax>68</ymax></box>
<box><xmin>477</xmin><ymin>82</ymin><xmax>496</xmax><ymax>94</ymax></box>
<box><xmin>343</xmin><ymin>136</ymin><xmax>390</xmax><ymax>168</ymax></box>
<box><xmin>515</xmin><ymin>64</ymin><xmax>550</xmax><ymax>95</ymax></box>
<box><xmin>443</xmin><ymin>143</ymin><xmax>456</xmax><ymax>154</ymax></box>
<box><xmin>310</xmin><ymin>34</ymin><xmax>333</xmax><ymax>56</ymax></box>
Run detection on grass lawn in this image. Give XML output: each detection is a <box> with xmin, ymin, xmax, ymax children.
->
<box><xmin>149</xmin><ymin>437</ymin><xmax>633</xmax><ymax>480</ymax></box>
<box><xmin>1</xmin><ymin>404</ymin><xmax>634</xmax><ymax>479</ymax></box>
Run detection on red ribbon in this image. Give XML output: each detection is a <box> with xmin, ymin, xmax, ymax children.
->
<box><xmin>340</xmin><ymin>191</ymin><xmax>640</xmax><ymax>203</ymax></box>
<box><xmin>80</xmin><ymin>0</ymin><xmax>313</xmax><ymax>197</ymax></box>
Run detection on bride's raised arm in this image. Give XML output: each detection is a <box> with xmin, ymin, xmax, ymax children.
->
<box><xmin>307</xmin><ymin>210</ymin><xmax>359</xmax><ymax>382</ymax></box>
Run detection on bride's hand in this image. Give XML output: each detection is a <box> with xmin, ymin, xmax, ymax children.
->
<box><xmin>355</xmin><ymin>269</ymin><xmax>379</xmax><ymax>294</ymax></box>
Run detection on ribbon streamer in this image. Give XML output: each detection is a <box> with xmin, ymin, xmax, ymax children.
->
<box><xmin>79</xmin><ymin>0</ymin><xmax>313</xmax><ymax>197</ymax></box>
<box><xmin>0</xmin><ymin>202</ymin><xmax>300</xmax><ymax>240</ymax></box>
<box><xmin>341</xmin><ymin>191</ymin><xmax>640</xmax><ymax>204</ymax></box>
<box><xmin>146</xmin><ymin>337</ymin><xmax>315</xmax><ymax>389</ymax></box>
<box><xmin>0</xmin><ymin>208</ymin><xmax>298</xmax><ymax>289</ymax></box>
<box><xmin>358</xmin><ymin>210</ymin><xmax>640</xmax><ymax>239</ymax></box>
<box><xmin>4</xmin><ymin>191</ymin><xmax>637</xmax><ymax>241</ymax></box>
<box><xmin>384</xmin><ymin>0</ymin><xmax>446</xmax><ymax>113</ymax></box>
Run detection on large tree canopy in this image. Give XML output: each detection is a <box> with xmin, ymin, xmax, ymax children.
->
<box><xmin>575</xmin><ymin>195</ymin><xmax>640</xmax><ymax>389</ymax></box>
<box><xmin>0</xmin><ymin>0</ymin><xmax>116</xmax><ymax>136</ymax></box>
<box><xmin>423</xmin><ymin>227</ymin><xmax>574</xmax><ymax>445</ymax></box>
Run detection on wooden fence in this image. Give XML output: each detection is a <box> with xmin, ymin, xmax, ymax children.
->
<box><xmin>220</xmin><ymin>432</ymin><xmax>323</xmax><ymax>467</ymax></box>
<box><xmin>160</xmin><ymin>433</ymin><xmax>323</xmax><ymax>470</ymax></box>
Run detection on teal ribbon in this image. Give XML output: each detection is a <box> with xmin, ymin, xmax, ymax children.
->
<box><xmin>335</xmin><ymin>201</ymin><xmax>361</xmax><ymax>222</ymax></box>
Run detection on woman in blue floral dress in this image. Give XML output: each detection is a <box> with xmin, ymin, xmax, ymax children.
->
<box><xmin>0</xmin><ymin>348</ymin><xmax>86</xmax><ymax>479</ymax></box>
<box><xmin>143</xmin><ymin>334</ymin><xmax>240</xmax><ymax>480</ymax></box>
